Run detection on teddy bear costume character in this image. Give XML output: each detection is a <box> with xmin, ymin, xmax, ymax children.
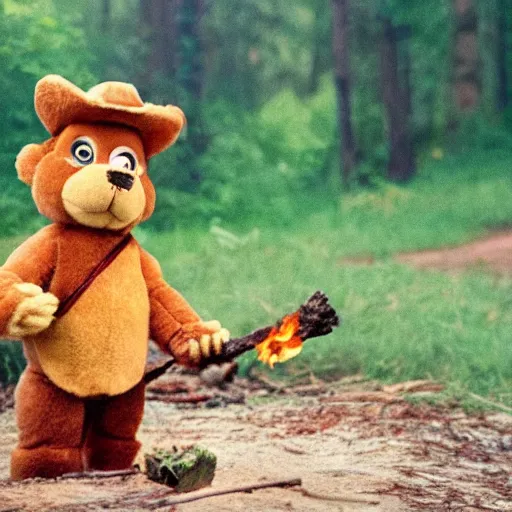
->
<box><xmin>0</xmin><ymin>75</ymin><xmax>229</xmax><ymax>480</ymax></box>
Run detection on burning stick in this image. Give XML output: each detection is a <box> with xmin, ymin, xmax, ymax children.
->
<box><xmin>145</xmin><ymin>291</ymin><xmax>340</xmax><ymax>384</ymax></box>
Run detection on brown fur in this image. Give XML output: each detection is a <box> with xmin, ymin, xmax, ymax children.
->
<box><xmin>2</xmin><ymin>77</ymin><xmax>225</xmax><ymax>480</ymax></box>
<box><xmin>11</xmin><ymin>366</ymin><xmax>145</xmax><ymax>479</ymax></box>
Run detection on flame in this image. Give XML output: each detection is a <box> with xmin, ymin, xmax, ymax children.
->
<box><xmin>255</xmin><ymin>312</ymin><xmax>303</xmax><ymax>368</ymax></box>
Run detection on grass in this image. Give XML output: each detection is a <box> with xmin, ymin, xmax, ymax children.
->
<box><xmin>1</xmin><ymin>150</ymin><xmax>512</xmax><ymax>407</ymax></box>
<box><xmin>142</xmin><ymin>228</ymin><xmax>512</xmax><ymax>407</ymax></box>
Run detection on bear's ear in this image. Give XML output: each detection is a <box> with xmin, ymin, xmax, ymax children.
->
<box><xmin>15</xmin><ymin>139</ymin><xmax>56</xmax><ymax>185</ymax></box>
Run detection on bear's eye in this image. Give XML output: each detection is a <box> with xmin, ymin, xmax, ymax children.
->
<box><xmin>71</xmin><ymin>139</ymin><xmax>95</xmax><ymax>165</ymax></box>
<box><xmin>109</xmin><ymin>146</ymin><xmax>139</xmax><ymax>173</ymax></box>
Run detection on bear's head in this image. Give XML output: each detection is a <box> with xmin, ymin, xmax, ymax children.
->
<box><xmin>15</xmin><ymin>75</ymin><xmax>185</xmax><ymax>231</ymax></box>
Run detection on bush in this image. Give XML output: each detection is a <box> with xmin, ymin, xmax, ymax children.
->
<box><xmin>147</xmin><ymin>76</ymin><xmax>341</xmax><ymax>230</ymax></box>
<box><xmin>0</xmin><ymin>342</ymin><xmax>25</xmax><ymax>384</ymax></box>
<box><xmin>454</xmin><ymin>114</ymin><xmax>512</xmax><ymax>153</ymax></box>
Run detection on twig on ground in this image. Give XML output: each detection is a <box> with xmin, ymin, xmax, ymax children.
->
<box><xmin>250</xmin><ymin>372</ymin><xmax>287</xmax><ymax>392</ymax></box>
<box><xmin>320</xmin><ymin>391</ymin><xmax>403</xmax><ymax>404</ymax></box>
<box><xmin>291</xmin><ymin>487</ymin><xmax>380</xmax><ymax>505</ymax></box>
<box><xmin>60</xmin><ymin>468</ymin><xmax>140</xmax><ymax>480</ymax></box>
<box><xmin>282</xmin><ymin>444</ymin><xmax>308</xmax><ymax>455</ymax></box>
<box><xmin>144</xmin><ymin>478</ymin><xmax>302</xmax><ymax>509</ymax></box>
<box><xmin>383</xmin><ymin>380</ymin><xmax>445</xmax><ymax>394</ymax></box>
<box><xmin>146</xmin><ymin>393</ymin><xmax>213</xmax><ymax>404</ymax></box>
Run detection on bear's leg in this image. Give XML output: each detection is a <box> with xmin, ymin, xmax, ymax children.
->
<box><xmin>11</xmin><ymin>366</ymin><xmax>85</xmax><ymax>480</ymax></box>
<box><xmin>84</xmin><ymin>380</ymin><xmax>145</xmax><ymax>471</ymax></box>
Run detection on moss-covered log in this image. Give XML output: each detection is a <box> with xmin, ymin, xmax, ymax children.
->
<box><xmin>145</xmin><ymin>446</ymin><xmax>217</xmax><ymax>492</ymax></box>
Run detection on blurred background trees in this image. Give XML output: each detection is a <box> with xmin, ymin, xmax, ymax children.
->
<box><xmin>0</xmin><ymin>0</ymin><xmax>511</xmax><ymax>231</ymax></box>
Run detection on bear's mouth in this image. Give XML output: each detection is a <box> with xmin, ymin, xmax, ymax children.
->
<box><xmin>61</xmin><ymin>164</ymin><xmax>147</xmax><ymax>230</ymax></box>
<box><xmin>62</xmin><ymin>187</ymin><xmax>145</xmax><ymax>230</ymax></box>
<box><xmin>63</xmin><ymin>197</ymin><xmax>128</xmax><ymax>229</ymax></box>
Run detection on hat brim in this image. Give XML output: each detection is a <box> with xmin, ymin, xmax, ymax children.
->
<box><xmin>35</xmin><ymin>75</ymin><xmax>185</xmax><ymax>159</ymax></box>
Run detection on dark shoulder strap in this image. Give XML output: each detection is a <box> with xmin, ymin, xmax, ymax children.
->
<box><xmin>54</xmin><ymin>233</ymin><xmax>133</xmax><ymax>318</ymax></box>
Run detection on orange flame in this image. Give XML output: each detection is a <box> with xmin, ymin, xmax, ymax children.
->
<box><xmin>255</xmin><ymin>312</ymin><xmax>303</xmax><ymax>368</ymax></box>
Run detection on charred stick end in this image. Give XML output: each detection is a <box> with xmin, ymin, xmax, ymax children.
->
<box><xmin>297</xmin><ymin>290</ymin><xmax>340</xmax><ymax>340</ymax></box>
<box><xmin>219</xmin><ymin>291</ymin><xmax>340</xmax><ymax>362</ymax></box>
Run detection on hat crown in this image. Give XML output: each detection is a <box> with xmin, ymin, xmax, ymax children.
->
<box><xmin>34</xmin><ymin>74</ymin><xmax>184</xmax><ymax>158</ymax></box>
<box><xmin>87</xmin><ymin>82</ymin><xmax>144</xmax><ymax>108</ymax></box>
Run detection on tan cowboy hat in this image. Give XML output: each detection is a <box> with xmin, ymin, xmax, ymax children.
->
<box><xmin>35</xmin><ymin>75</ymin><xmax>186</xmax><ymax>159</ymax></box>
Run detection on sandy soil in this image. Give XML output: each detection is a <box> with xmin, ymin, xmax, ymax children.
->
<box><xmin>396</xmin><ymin>231</ymin><xmax>512</xmax><ymax>274</ymax></box>
<box><xmin>0</xmin><ymin>374</ymin><xmax>510</xmax><ymax>512</ymax></box>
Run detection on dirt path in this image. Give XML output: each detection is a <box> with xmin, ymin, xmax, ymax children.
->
<box><xmin>396</xmin><ymin>231</ymin><xmax>512</xmax><ymax>274</ymax></box>
<box><xmin>0</xmin><ymin>374</ymin><xmax>510</xmax><ymax>511</ymax></box>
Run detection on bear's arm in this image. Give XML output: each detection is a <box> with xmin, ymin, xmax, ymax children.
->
<box><xmin>0</xmin><ymin>225</ymin><xmax>58</xmax><ymax>336</ymax></box>
<box><xmin>139</xmin><ymin>247</ymin><xmax>205</xmax><ymax>362</ymax></box>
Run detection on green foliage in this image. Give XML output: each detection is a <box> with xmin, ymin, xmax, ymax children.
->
<box><xmin>258</xmin><ymin>75</ymin><xmax>337</xmax><ymax>187</ymax></box>
<box><xmin>0</xmin><ymin>342</ymin><xmax>25</xmax><ymax>384</ymax></box>
<box><xmin>453</xmin><ymin>114</ymin><xmax>512</xmax><ymax>152</ymax></box>
<box><xmin>191</xmin><ymin>78</ymin><xmax>337</xmax><ymax>226</ymax></box>
<box><xmin>0</xmin><ymin>0</ymin><xmax>97</xmax><ymax>153</ymax></box>
<box><xmin>337</xmin><ymin>150</ymin><xmax>512</xmax><ymax>256</ymax></box>
<box><xmin>0</xmin><ymin>154</ymin><xmax>45</xmax><ymax>236</ymax></box>
<box><xmin>204</xmin><ymin>0</ymin><xmax>332</xmax><ymax>107</ymax></box>
<box><xmin>145</xmin><ymin>78</ymin><xmax>338</xmax><ymax>229</ymax></box>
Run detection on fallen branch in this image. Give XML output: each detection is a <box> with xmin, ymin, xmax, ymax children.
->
<box><xmin>249</xmin><ymin>372</ymin><xmax>287</xmax><ymax>392</ymax></box>
<box><xmin>383</xmin><ymin>380</ymin><xmax>444</xmax><ymax>394</ymax></box>
<box><xmin>320</xmin><ymin>391</ymin><xmax>403</xmax><ymax>404</ymax></box>
<box><xmin>146</xmin><ymin>393</ymin><xmax>213</xmax><ymax>404</ymax></box>
<box><xmin>60</xmin><ymin>468</ymin><xmax>140</xmax><ymax>480</ymax></box>
<box><xmin>144</xmin><ymin>478</ymin><xmax>302</xmax><ymax>509</ymax></box>
<box><xmin>292</xmin><ymin>487</ymin><xmax>380</xmax><ymax>505</ymax></box>
<box><xmin>145</xmin><ymin>291</ymin><xmax>340</xmax><ymax>384</ymax></box>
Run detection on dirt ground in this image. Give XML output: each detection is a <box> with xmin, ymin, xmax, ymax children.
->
<box><xmin>0</xmin><ymin>372</ymin><xmax>510</xmax><ymax>512</ymax></box>
<box><xmin>396</xmin><ymin>231</ymin><xmax>512</xmax><ymax>274</ymax></box>
<box><xmin>0</xmin><ymin>232</ymin><xmax>511</xmax><ymax>511</ymax></box>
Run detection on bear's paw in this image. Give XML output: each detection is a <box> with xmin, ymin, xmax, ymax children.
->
<box><xmin>7</xmin><ymin>283</ymin><xmax>59</xmax><ymax>337</ymax></box>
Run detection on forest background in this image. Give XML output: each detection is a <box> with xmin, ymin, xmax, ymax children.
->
<box><xmin>0</xmin><ymin>0</ymin><xmax>511</xmax><ymax>409</ymax></box>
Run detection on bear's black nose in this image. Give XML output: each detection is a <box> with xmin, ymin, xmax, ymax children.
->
<box><xmin>107</xmin><ymin>170</ymin><xmax>134</xmax><ymax>191</ymax></box>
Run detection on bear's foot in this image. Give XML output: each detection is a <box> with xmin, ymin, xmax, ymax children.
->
<box><xmin>85</xmin><ymin>436</ymin><xmax>141</xmax><ymax>471</ymax></box>
<box><xmin>10</xmin><ymin>446</ymin><xmax>82</xmax><ymax>480</ymax></box>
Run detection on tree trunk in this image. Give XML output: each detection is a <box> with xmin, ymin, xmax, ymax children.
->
<box><xmin>138</xmin><ymin>0</ymin><xmax>154</xmax><ymax>96</ymax></box>
<box><xmin>308</xmin><ymin>5</ymin><xmax>324</xmax><ymax>94</ymax></box>
<box><xmin>453</xmin><ymin>0</ymin><xmax>480</xmax><ymax>112</ymax></box>
<box><xmin>496</xmin><ymin>0</ymin><xmax>509</xmax><ymax>111</ymax></box>
<box><xmin>176</xmin><ymin>0</ymin><xmax>206</xmax><ymax>185</ymax></box>
<box><xmin>138</xmin><ymin>0</ymin><xmax>179</xmax><ymax>100</ymax></box>
<box><xmin>148</xmin><ymin>0</ymin><xmax>165</xmax><ymax>88</ymax></box>
<box><xmin>163</xmin><ymin>0</ymin><xmax>180</xmax><ymax>80</ymax></box>
<box><xmin>101</xmin><ymin>0</ymin><xmax>111</xmax><ymax>34</ymax></box>
<box><xmin>177</xmin><ymin>0</ymin><xmax>204</xmax><ymax>104</ymax></box>
<box><xmin>380</xmin><ymin>19</ymin><xmax>416</xmax><ymax>182</ymax></box>
<box><xmin>331</xmin><ymin>0</ymin><xmax>356</xmax><ymax>188</ymax></box>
